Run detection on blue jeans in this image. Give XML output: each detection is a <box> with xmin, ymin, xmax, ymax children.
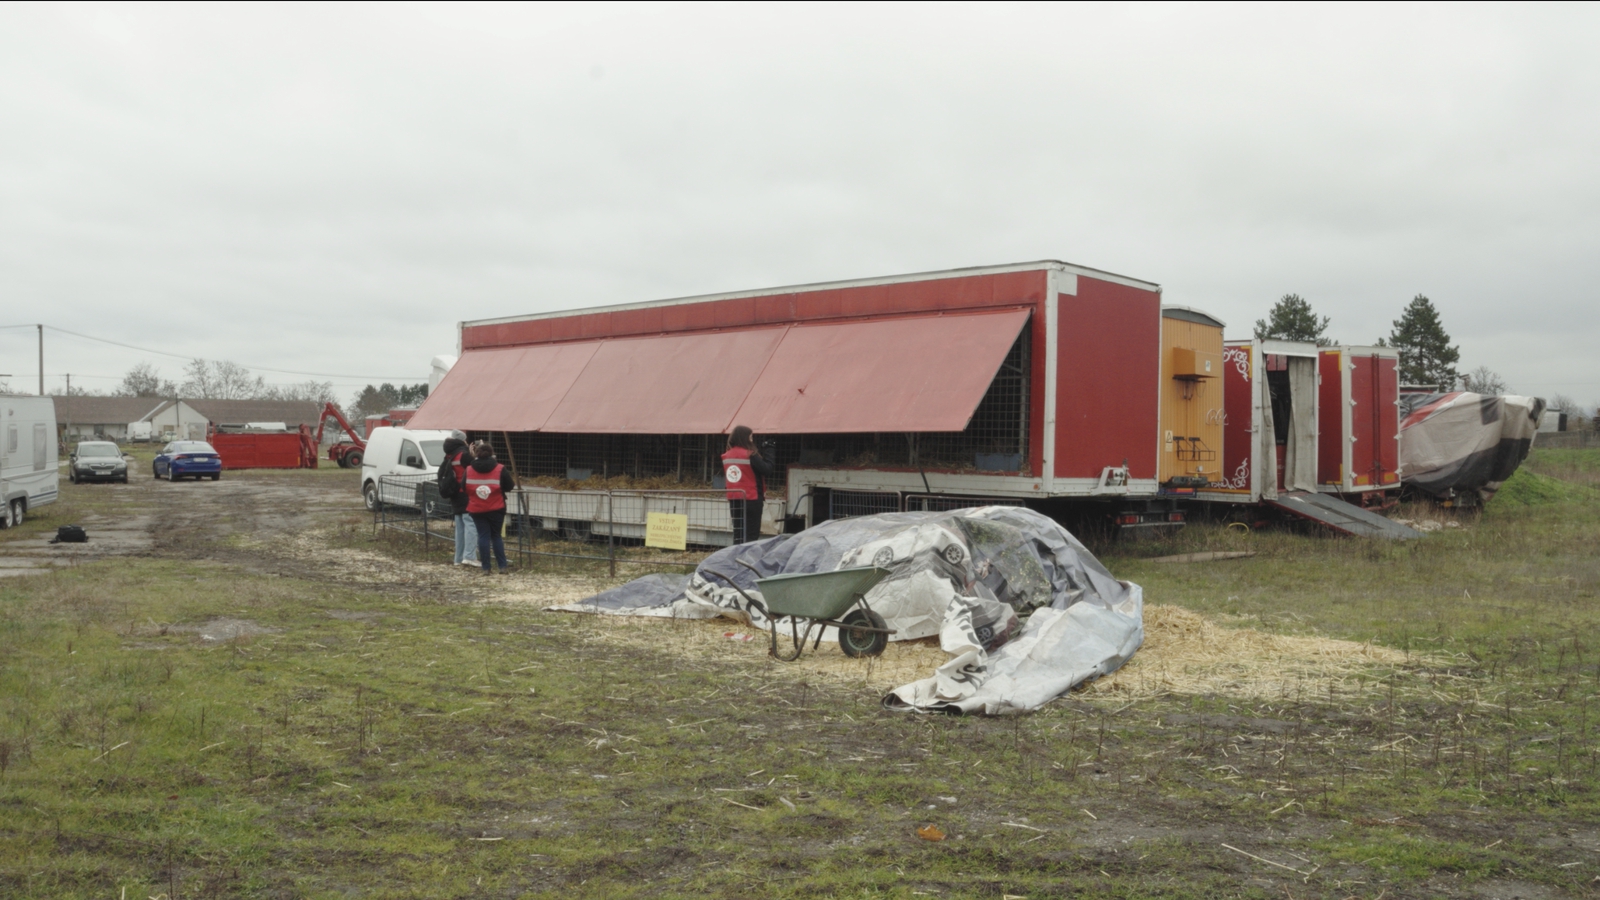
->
<box><xmin>454</xmin><ymin>513</ymin><xmax>479</xmax><ymax>564</ymax></box>
<box><xmin>472</xmin><ymin>509</ymin><xmax>508</xmax><ymax>571</ymax></box>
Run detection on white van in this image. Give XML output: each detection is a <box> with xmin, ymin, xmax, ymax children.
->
<box><xmin>360</xmin><ymin>427</ymin><xmax>456</xmax><ymax>511</ymax></box>
<box><xmin>1</xmin><ymin>396</ymin><xmax>60</xmax><ymax>527</ymax></box>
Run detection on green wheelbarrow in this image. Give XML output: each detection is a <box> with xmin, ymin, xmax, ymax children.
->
<box><xmin>754</xmin><ymin>566</ymin><xmax>897</xmax><ymax>661</ymax></box>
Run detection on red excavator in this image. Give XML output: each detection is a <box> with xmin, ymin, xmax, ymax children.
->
<box><xmin>314</xmin><ymin>402</ymin><xmax>368</xmax><ymax>469</ymax></box>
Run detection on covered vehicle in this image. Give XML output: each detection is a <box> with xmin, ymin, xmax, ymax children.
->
<box><xmin>556</xmin><ymin>506</ymin><xmax>1143</xmax><ymax>716</ymax></box>
<box><xmin>68</xmin><ymin>441</ymin><xmax>129</xmax><ymax>483</ymax></box>
<box><xmin>153</xmin><ymin>440</ymin><xmax>223</xmax><ymax>482</ymax></box>
<box><xmin>1399</xmin><ymin>392</ymin><xmax>1544</xmax><ymax>506</ymax></box>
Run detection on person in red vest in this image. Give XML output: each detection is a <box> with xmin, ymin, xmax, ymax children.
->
<box><xmin>463</xmin><ymin>441</ymin><xmax>516</xmax><ymax>574</ymax></box>
<box><xmin>437</xmin><ymin>436</ymin><xmax>479</xmax><ymax>568</ymax></box>
<box><xmin>722</xmin><ymin>425</ymin><xmax>773</xmax><ymax>545</ymax></box>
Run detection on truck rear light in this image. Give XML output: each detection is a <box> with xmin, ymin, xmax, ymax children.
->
<box><xmin>1168</xmin><ymin>512</ymin><xmax>1185</xmax><ymax>522</ymax></box>
<box><xmin>1115</xmin><ymin>514</ymin><xmax>1139</xmax><ymax>526</ymax></box>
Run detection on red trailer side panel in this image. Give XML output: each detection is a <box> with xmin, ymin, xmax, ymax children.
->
<box><xmin>732</xmin><ymin>309</ymin><xmax>1030</xmax><ymax>434</ymax></box>
<box><xmin>1216</xmin><ymin>343</ymin><xmax>1254</xmax><ymax>493</ymax></box>
<box><xmin>1317</xmin><ymin>350</ymin><xmax>1343</xmax><ymax>485</ymax></box>
<box><xmin>542</xmin><ymin>327</ymin><xmax>787</xmax><ymax>433</ymax></box>
<box><xmin>1347</xmin><ymin>353</ymin><xmax>1400</xmax><ymax>486</ymax></box>
<box><xmin>211</xmin><ymin>432</ymin><xmax>304</xmax><ymax>469</ymax></box>
<box><xmin>461</xmin><ymin>271</ymin><xmax>1046</xmax><ymax>350</ymax></box>
<box><xmin>1054</xmin><ymin>278</ymin><xmax>1161</xmax><ymax>480</ymax></box>
<box><xmin>407</xmin><ymin>342</ymin><xmax>602</xmax><ymax>432</ymax></box>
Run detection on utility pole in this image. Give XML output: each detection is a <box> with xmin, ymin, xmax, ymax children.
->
<box><xmin>38</xmin><ymin>324</ymin><xmax>44</xmax><ymax>396</ymax></box>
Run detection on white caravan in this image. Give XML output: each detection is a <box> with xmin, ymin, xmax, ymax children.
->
<box><xmin>1</xmin><ymin>396</ymin><xmax>60</xmax><ymax>527</ymax></box>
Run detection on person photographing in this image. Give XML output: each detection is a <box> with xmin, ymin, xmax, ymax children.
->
<box><xmin>722</xmin><ymin>425</ymin><xmax>774</xmax><ymax>545</ymax></box>
<box><xmin>463</xmin><ymin>441</ymin><xmax>516</xmax><ymax>574</ymax></box>
<box><xmin>437</xmin><ymin>436</ymin><xmax>479</xmax><ymax>568</ymax></box>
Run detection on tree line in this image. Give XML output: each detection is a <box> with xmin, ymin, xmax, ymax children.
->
<box><xmin>1250</xmin><ymin>293</ymin><xmax>1583</xmax><ymax>412</ymax></box>
<box><xmin>64</xmin><ymin>360</ymin><xmax>428</xmax><ymax>420</ymax></box>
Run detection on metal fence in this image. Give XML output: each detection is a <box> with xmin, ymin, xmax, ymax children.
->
<box><xmin>512</xmin><ymin>487</ymin><xmax>766</xmax><ymax>577</ymax></box>
<box><xmin>822</xmin><ymin>487</ymin><xmax>1026</xmax><ymax>521</ymax></box>
<box><xmin>372</xmin><ymin>473</ymin><xmax>457</xmax><ymax>556</ymax></box>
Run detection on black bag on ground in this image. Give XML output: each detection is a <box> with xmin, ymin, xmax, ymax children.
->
<box><xmin>51</xmin><ymin>525</ymin><xmax>88</xmax><ymax>544</ymax></box>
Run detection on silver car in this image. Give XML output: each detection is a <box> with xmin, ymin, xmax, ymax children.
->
<box><xmin>68</xmin><ymin>441</ymin><xmax>129</xmax><ymax>484</ymax></box>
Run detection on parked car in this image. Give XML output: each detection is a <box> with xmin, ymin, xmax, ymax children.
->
<box><xmin>153</xmin><ymin>441</ymin><xmax>223</xmax><ymax>481</ymax></box>
<box><xmin>68</xmin><ymin>441</ymin><xmax>129</xmax><ymax>483</ymax></box>
<box><xmin>360</xmin><ymin>427</ymin><xmax>454</xmax><ymax>512</ymax></box>
<box><xmin>1</xmin><ymin>396</ymin><xmax>59</xmax><ymax>527</ymax></box>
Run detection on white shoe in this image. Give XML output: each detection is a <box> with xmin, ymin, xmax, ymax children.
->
<box><xmin>457</xmin><ymin>559</ymin><xmax>479</xmax><ymax>566</ymax></box>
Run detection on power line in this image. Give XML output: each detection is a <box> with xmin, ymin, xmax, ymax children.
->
<box><xmin>9</xmin><ymin>324</ymin><xmax>424</xmax><ymax>381</ymax></box>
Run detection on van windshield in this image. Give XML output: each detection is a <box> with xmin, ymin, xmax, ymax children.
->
<box><xmin>418</xmin><ymin>440</ymin><xmax>446</xmax><ymax>467</ymax></box>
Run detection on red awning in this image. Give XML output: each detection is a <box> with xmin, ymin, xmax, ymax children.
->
<box><xmin>543</xmin><ymin>327</ymin><xmax>787</xmax><ymax>433</ymax></box>
<box><xmin>409</xmin><ymin>308</ymin><xmax>1028</xmax><ymax>435</ymax></box>
<box><xmin>407</xmin><ymin>342</ymin><xmax>600</xmax><ymax>432</ymax></box>
<box><xmin>731</xmin><ymin>309</ymin><xmax>1030</xmax><ymax>433</ymax></box>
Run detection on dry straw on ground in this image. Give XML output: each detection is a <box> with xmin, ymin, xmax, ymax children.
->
<box><xmin>276</xmin><ymin>528</ymin><xmax>1416</xmax><ymax>702</ymax></box>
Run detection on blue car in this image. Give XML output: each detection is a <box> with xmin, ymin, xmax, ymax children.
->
<box><xmin>153</xmin><ymin>440</ymin><xmax>223</xmax><ymax>482</ymax></box>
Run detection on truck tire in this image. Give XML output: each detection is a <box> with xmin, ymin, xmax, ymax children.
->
<box><xmin>345</xmin><ymin>450</ymin><xmax>363</xmax><ymax>468</ymax></box>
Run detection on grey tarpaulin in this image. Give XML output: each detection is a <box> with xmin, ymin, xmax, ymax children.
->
<box><xmin>551</xmin><ymin>507</ymin><xmax>1143</xmax><ymax>715</ymax></box>
<box><xmin>1400</xmin><ymin>392</ymin><xmax>1545</xmax><ymax>505</ymax></box>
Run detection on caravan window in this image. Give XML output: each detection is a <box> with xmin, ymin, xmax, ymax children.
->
<box><xmin>33</xmin><ymin>423</ymin><xmax>47</xmax><ymax>471</ymax></box>
<box><xmin>5</xmin><ymin>425</ymin><xmax>15</xmax><ymax>455</ymax></box>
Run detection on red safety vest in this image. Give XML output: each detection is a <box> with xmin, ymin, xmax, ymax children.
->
<box><xmin>450</xmin><ymin>453</ymin><xmax>468</xmax><ymax>495</ymax></box>
<box><xmin>722</xmin><ymin>448</ymin><xmax>758</xmax><ymax>501</ymax></box>
<box><xmin>464</xmin><ymin>463</ymin><xmax>506</xmax><ymax>513</ymax></box>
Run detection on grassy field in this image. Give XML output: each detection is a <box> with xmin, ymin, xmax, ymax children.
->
<box><xmin>1</xmin><ymin>449</ymin><xmax>1598</xmax><ymax>897</ymax></box>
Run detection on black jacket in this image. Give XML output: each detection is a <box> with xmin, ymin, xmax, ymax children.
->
<box><xmin>749</xmin><ymin>450</ymin><xmax>774</xmax><ymax>501</ymax></box>
<box><xmin>439</xmin><ymin>450</ymin><xmax>471</xmax><ymax>515</ymax></box>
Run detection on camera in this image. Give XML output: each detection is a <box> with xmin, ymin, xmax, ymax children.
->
<box><xmin>759</xmin><ymin>439</ymin><xmax>777</xmax><ymax>452</ymax></box>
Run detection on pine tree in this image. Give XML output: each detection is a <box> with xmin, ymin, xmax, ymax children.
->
<box><xmin>1253</xmin><ymin>294</ymin><xmax>1332</xmax><ymax>344</ymax></box>
<box><xmin>1388</xmin><ymin>294</ymin><xmax>1460</xmax><ymax>388</ymax></box>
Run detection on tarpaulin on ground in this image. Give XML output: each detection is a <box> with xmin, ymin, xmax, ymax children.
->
<box><xmin>1399</xmin><ymin>392</ymin><xmax>1545</xmax><ymax>504</ymax></box>
<box><xmin>553</xmin><ymin>507</ymin><xmax>1143</xmax><ymax>715</ymax></box>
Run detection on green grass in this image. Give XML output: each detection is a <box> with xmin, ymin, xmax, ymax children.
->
<box><xmin>3</xmin><ymin>450</ymin><xmax>1600</xmax><ymax>897</ymax></box>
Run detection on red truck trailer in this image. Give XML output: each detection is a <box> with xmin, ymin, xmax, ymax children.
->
<box><xmin>409</xmin><ymin>260</ymin><xmax>1190</xmax><ymax>533</ymax></box>
<box><xmin>1317</xmin><ymin>345</ymin><xmax>1401</xmax><ymax>503</ymax></box>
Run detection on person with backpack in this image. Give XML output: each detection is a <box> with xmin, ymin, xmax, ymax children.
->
<box><xmin>438</xmin><ymin>436</ymin><xmax>479</xmax><ymax>567</ymax></box>
<box><xmin>463</xmin><ymin>441</ymin><xmax>516</xmax><ymax>574</ymax></box>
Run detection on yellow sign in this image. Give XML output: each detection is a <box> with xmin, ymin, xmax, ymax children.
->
<box><xmin>645</xmin><ymin>512</ymin><xmax>689</xmax><ymax>550</ymax></box>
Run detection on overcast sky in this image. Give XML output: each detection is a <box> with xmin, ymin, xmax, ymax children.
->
<box><xmin>2</xmin><ymin>3</ymin><xmax>1597</xmax><ymax>406</ymax></box>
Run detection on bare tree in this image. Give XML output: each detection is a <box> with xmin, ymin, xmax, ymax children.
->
<box><xmin>116</xmin><ymin>362</ymin><xmax>178</xmax><ymax>397</ymax></box>
<box><xmin>181</xmin><ymin>359</ymin><xmax>267</xmax><ymax>400</ymax></box>
<box><xmin>1460</xmin><ymin>365</ymin><xmax>1508</xmax><ymax>395</ymax></box>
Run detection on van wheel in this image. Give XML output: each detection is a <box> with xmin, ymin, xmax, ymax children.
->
<box><xmin>363</xmin><ymin>482</ymin><xmax>381</xmax><ymax>511</ymax></box>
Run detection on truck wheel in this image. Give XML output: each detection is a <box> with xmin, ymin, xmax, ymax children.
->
<box><xmin>345</xmin><ymin>451</ymin><xmax>363</xmax><ymax>468</ymax></box>
<box><xmin>335</xmin><ymin>455</ymin><xmax>350</xmax><ymax>469</ymax></box>
<box><xmin>363</xmin><ymin>482</ymin><xmax>381</xmax><ymax>511</ymax></box>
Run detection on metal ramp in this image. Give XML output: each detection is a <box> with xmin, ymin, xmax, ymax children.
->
<box><xmin>1266</xmin><ymin>491</ymin><xmax>1425</xmax><ymax>540</ymax></box>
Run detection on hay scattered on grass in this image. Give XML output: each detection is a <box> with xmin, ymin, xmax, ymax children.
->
<box><xmin>1083</xmin><ymin>604</ymin><xmax>1412</xmax><ymax>701</ymax></box>
<box><xmin>274</xmin><ymin>528</ymin><xmax>1421</xmax><ymax>703</ymax></box>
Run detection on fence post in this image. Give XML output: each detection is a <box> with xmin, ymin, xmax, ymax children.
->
<box><xmin>607</xmin><ymin>490</ymin><xmax>616</xmax><ymax>579</ymax></box>
<box><xmin>422</xmin><ymin>491</ymin><xmax>430</xmax><ymax>555</ymax></box>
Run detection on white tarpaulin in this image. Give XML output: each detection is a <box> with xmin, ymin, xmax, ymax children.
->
<box><xmin>553</xmin><ymin>507</ymin><xmax>1143</xmax><ymax>715</ymax></box>
<box><xmin>1400</xmin><ymin>392</ymin><xmax>1544</xmax><ymax>505</ymax></box>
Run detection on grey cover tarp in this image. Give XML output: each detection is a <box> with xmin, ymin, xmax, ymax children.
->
<box><xmin>553</xmin><ymin>507</ymin><xmax>1143</xmax><ymax>715</ymax></box>
<box><xmin>1399</xmin><ymin>392</ymin><xmax>1544</xmax><ymax>504</ymax></box>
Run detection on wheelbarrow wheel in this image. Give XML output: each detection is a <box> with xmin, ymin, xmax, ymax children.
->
<box><xmin>839</xmin><ymin>609</ymin><xmax>889</xmax><ymax>658</ymax></box>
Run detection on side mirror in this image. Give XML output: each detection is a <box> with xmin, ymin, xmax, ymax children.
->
<box><xmin>405</xmin><ymin>456</ymin><xmax>421</xmax><ymax>468</ymax></box>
